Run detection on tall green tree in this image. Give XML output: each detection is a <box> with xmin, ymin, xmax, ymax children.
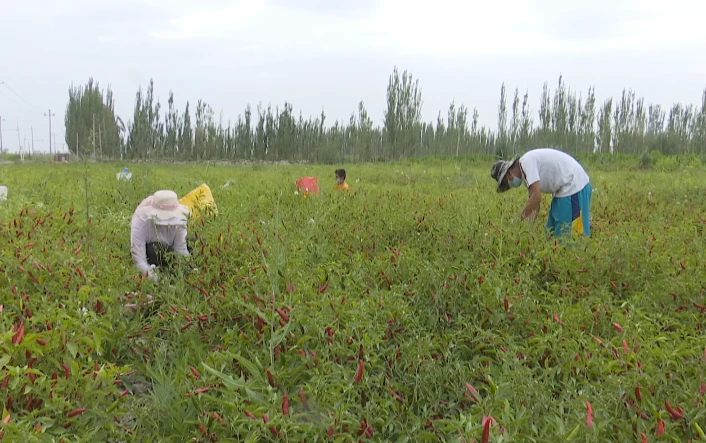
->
<box><xmin>64</xmin><ymin>78</ymin><xmax>121</xmax><ymax>157</ymax></box>
<box><xmin>383</xmin><ymin>66</ymin><xmax>423</xmax><ymax>160</ymax></box>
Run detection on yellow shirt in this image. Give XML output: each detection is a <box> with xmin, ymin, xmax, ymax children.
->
<box><xmin>334</xmin><ymin>181</ymin><xmax>350</xmax><ymax>191</ymax></box>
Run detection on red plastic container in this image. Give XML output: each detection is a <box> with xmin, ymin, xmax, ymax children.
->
<box><xmin>296</xmin><ymin>176</ymin><xmax>320</xmax><ymax>195</ymax></box>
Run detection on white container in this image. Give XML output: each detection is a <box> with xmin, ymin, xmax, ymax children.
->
<box><xmin>116</xmin><ymin>167</ymin><xmax>132</xmax><ymax>181</ymax></box>
<box><xmin>0</xmin><ymin>185</ymin><xmax>7</xmax><ymax>201</ymax></box>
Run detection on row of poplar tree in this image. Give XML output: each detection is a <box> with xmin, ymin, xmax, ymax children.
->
<box><xmin>64</xmin><ymin>67</ymin><xmax>706</xmax><ymax>162</ymax></box>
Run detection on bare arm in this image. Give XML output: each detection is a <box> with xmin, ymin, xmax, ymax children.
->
<box><xmin>519</xmin><ymin>181</ymin><xmax>542</xmax><ymax>222</ymax></box>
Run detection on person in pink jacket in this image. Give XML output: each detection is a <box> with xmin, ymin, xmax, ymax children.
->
<box><xmin>130</xmin><ymin>190</ymin><xmax>191</xmax><ymax>282</ymax></box>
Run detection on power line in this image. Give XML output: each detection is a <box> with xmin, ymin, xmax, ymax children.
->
<box><xmin>0</xmin><ymin>81</ymin><xmax>43</xmax><ymax>111</ymax></box>
<box><xmin>0</xmin><ymin>87</ymin><xmax>26</xmax><ymax>109</ymax></box>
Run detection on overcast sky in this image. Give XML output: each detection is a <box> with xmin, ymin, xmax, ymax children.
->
<box><xmin>1</xmin><ymin>0</ymin><xmax>705</xmax><ymax>154</ymax></box>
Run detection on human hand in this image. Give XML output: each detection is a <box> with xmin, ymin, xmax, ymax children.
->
<box><xmin>147</xmin><ymin>265</ymin><xmax>159</xmax><ymax>283</ymax></box>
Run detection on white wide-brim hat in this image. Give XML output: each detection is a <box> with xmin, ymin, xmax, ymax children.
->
<box><xmin>139</xmin><ymin>190</ymin><xmax>190</xmax><ymax>225</ymax></box>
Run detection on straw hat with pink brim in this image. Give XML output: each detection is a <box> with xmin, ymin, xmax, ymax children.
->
<box><xmin>139</xmin><ymin>190</ymin><xmax>190</xmax><ymax>225</ymax></box>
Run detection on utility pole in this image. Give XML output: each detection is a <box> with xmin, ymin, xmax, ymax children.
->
<box><xmin>44</xmin><ymin>109</ymin><xmax>55</xmax><ymax>154</ymax></box>
<box><xmin>30</xmin><ymin>126</ymin><xmax>34</xmax><ymax>154</ymax></box>
<box><xmin>16</xmin><ymin>123</ymin><xmax>21</xmax><ymax>151</ymax></box>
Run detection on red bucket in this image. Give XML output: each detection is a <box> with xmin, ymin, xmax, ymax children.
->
<box><xmin>296</xmin><ymin>176</ymin><xmax>320</xmax><ymax>195</ymax></box>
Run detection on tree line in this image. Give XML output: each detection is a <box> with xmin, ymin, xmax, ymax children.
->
<box><xmin>63</xmin><ymin>67</ymin><xmax>706</xmax><ymax>162</ymax></box>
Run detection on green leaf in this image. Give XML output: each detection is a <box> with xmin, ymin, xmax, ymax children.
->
<box><xmin>66</xmin><ymin>342</ymin><xmax>79</xmax><ymax>358</ymax></box>
<box><xmin>201</xmin><ymin>362</ymin><xmax>264</xmax><ymax>404</ymax></box>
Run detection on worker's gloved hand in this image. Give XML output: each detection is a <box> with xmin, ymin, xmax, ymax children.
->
<box><xmin>147</xmin><ymin>265</ymin><xmax>159</xmax><ymax>283</ymax></box>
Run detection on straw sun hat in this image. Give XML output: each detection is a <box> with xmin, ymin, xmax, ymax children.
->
<box><xmin>139</xmin><ymin>190</ymin><xmax>190</xmax><ymax>225</ymax></box>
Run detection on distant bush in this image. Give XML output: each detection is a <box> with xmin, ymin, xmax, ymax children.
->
<box><xmin>638</xmin><ymin>151</ymin><xmax>654</xmax><ymax>170</ymax></box>
<box><xmin>655</xmin><ymin>155</ymin><xmax>680</xmax><ymax>172</ymax></box>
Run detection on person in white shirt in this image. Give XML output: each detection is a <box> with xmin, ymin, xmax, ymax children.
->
<box><xmin>130</xmin><ymin>190</ymin><xmax>191</xmax><ymax>282</ymax></box>
<box><xmin>491</xmin><ymin>147</ymin><xmax>593</xmax><ymax>237</ymax></box>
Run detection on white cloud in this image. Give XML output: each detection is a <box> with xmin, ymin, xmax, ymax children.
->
<box><xmin>146</xmin><ymin>0</ymin><xmax>706</xmax><ymax>58</ymax></box>
<box><xmin>359</xmin><ymin>0</ymin><xmax>547</xmax><ymax>56</ymax></box>
<box><xmin>147</xmin><ymin>0</ymin><xmax>547</xmax><ymax>56</ymax></box>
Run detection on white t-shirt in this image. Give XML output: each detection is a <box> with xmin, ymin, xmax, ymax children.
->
<box><xmin>519</xmin><ymin>148</ymin><xmax>589</xmax><ymax>198</ymax></box>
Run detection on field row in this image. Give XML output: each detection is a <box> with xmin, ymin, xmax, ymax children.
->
<box><xmin>1</xmin><ymin>161</ymin><xmax>706</xmax><ymax>441</ymax></box>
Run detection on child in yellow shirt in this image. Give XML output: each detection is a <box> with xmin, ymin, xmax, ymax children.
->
<box><xmin>334</xmin><ymin>168</ymin><xmax>350</xmax><ymax>191</ymax></box>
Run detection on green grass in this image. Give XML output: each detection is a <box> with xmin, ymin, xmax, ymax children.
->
<box><xmin>1</xmin><ymin>158</ymin><xmax>706</xmax><ymax>442</ymax></box>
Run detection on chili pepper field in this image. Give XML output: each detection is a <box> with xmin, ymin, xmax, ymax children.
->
<box><xmin>1</xmin><ymin>157</ymin><xmax>706</xmax><ymax>442</ymax></box>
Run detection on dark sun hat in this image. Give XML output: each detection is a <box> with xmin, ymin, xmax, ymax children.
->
<box><xmin>490</xmin><ymin>155</ymin><xmax>519</xmax><ymax>193</ymax></box>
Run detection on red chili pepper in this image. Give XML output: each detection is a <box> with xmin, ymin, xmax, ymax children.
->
<box><xmin>553</xmin><ymin>312</ymin><xmax>565</xmax><ymax>326</ymax></box>
<box><xmin>635</xmin><ymin>384</ymin><xmax>642</xmax><ymax>402</ymax></box>
<box><xmin>318</xmin><ymin>280</ymin><xmax>329</xmax><ymax>293</ymax></box>
<box><xmin>282</xmin><ymin>393</ymin><xmax>289</xmax><ymax>415</ymax></box>
<box><xmin>275</xmin><ymin>307</ymin><xmax>289</xmax><ymax>322</ymax></box>
<box><xmin>11</xmin><ymin>321</ymin><xmax>25</xmax><ymax>345</ymax></box>
<box><xmin>589</xmin><ymin>334</ymin><xmax>603</xmax><ymax>346</ymax></box>
<box><xmin>585</xmin><ymin>401</ymin><xmax>594</xmax><ymax>427</ymax></box>
<box><xmin>36</xmin><ymin>338</ymin><xmax>48</xmax><ymax>346</ymax></box>
<box><xmin>67</xmin><ymin>408</ymin><xmax>87</xmax><ymax>418</ymax></box>
<box><xmin>262</xmin><ymin>412</ymin><xmax>269</xmax><ymax>423</ymax></box>
<box><xmin>465</xmin><ymin>383</ymin><xmax>481</xmax><ymax>402</ymax></box>
<box><xmin>298</xmin><ymin>387</ymin><xmax>310</xmax><ymax>410</ymax></box>
<box><xmin>1</xmin><ymin>374</ymin><xmax>9</xmax><ymax>388</ymax></box>
<box><xmin>189</xmin><ymin>366</ymin><xmax>200</xmax><ymax>379</ymax></box>
<box><xmin>656</xmin><ymin>418</ymin><xmax>665</xmax><ymax>435</ymax></box>
<box><xmin>612</xmin><ymin>322</ymin><xmax>623</xmax><ymax>332</ymax></box>
<box><xmin>664</xmin><ymin>399</ymin><xmax>683</xmax><ymax>420</ymax></box>
<box><xmin>353</xmin><ymin>359</ymin><xmax>364</xmax><ymax>382</ymax></box>
<box><xmin>180</xmin><ymin>321</ymin><xmax>193</xmax><ymax>332</ymax></box>
<box><xmin>266</xmin><ymin>369</ymin><xmax>276</xmax><ymax>388</ymax></box>
<box><xmin>61</xmin><ymin>363</ymin><xmax>70</xmax><ymax>379</ymax></box>
<box><xmin>481</xmin><ymin>415</ymin><xmax>491</xmax><ymax>443</ymax></box>
<box><xmin>622</xmin><ymin>339</ymin><xmax>630</xmax><ymax>354</ymax></box>
<box><xmin>640</xmin><ymin>432</ymin><xmax>647</xmax><ymax>443</ymax></box>
<box><xmin>193</xmin><ymin>387</ymin><xmax>210</xmax><ymax>394</ymax></box>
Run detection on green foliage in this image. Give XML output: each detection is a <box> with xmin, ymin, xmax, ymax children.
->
<box><xmin>638</xmin><ymin>151</ymin><xmax>653</xmax><ymax>170</ymax></box>
<box><xmin>1</xmin><ymin>160</ymin><xmax>706</xmax><ymax>441</ymax></box>
<box><xmin>655</xmin><ymin>156</ymin><xmax>680</xmax><ymax>172</ymax></box>
<box><xmin>64</xmin><ymin>78</ymin><xmax>122</xmax><ymax>158</ymax></box>
<box><xmin>62</xmin><ymin>70</ymin><xmax>706</xmax><ymax>164</ymax></box>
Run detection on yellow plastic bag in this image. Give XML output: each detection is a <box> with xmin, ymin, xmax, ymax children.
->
<box><xmin>179</xmin><ymin>184</ymin><xmax>218</xmax><ymax>221</ymax></box>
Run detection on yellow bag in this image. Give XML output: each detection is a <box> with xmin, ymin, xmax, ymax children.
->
<box><xmin>179</xmin><ymin>184</ymin><xmax>218</xmax><ymax>221</ymax></box>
